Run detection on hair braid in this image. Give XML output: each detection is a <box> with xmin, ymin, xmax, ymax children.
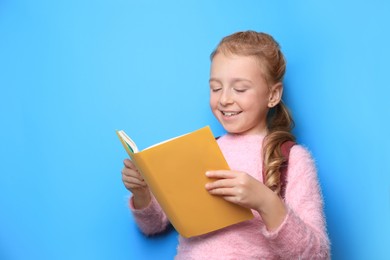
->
<box><xmin>263</xmin><ymin>101</ymin><xmax>295</xmax><ymax>195</ymax></box>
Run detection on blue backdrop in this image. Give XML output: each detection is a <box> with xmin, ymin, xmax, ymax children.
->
<box><xmin>1</xmin><ymin>1</ymin><xmax>389</xmax><ymax>259</ymax></box>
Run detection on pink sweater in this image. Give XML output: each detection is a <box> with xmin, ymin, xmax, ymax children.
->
<box><xmin>130</xmin><ymin>134</ymin><xmax>330</xmax><ymax>259</ymax></box>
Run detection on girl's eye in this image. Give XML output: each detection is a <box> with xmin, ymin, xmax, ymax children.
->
<box><xmin>210</xmin><ymin>87</ymin><xmax>222</xmax><ymax>92</ymax></box>
<box><xmin>234</xmin><ymin>88</ymin><xmax>247</xmax><ymax>93</ymax></box>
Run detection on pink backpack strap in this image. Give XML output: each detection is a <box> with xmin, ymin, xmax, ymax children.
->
<box><xmin>262</xmin><ymin>141</ymin><xmax>296</xmax><ymax>199</ymax></box>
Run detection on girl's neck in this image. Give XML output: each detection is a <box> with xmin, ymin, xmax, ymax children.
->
<box><xmin>227</xmin><ymin>128</ymin><xmax>268</xmax><ymax>137</ymax></box>
<box><xmin>226</xmin><ymin>131</ymin><xmax>267</xmax><ymax>138</ymax></box>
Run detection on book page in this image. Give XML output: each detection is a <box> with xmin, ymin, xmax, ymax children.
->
<box><xmin>117</xmin><ymin>130</ymin><xmax>139</xmax><ymax>153</ymax></box>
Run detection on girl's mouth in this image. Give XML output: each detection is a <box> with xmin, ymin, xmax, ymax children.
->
<box><xmin>221</xmin><ymin>111</ymin><xmax>242</xmax><ymax>117</ymax></box>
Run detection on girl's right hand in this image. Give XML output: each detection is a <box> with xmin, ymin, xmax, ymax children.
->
<box><xmin>121</xmin><ymin>159</ymin><xmax>151</xmax><ymax>209</ymax></box>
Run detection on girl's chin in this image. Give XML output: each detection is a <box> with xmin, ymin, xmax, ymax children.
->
<box><xmin>221</xmin><ymin>124</ymin><xmax>267</xmax><ymax>136</ymax></box>
<box><xmin>220</xmin><ymin>124</ymin><xmax>245</xmax><ymax>134</ymax></box>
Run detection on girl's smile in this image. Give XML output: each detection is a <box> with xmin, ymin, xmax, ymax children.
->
<box><xmin>220</xmin><ymin>110</ymin><xmax>242</xmax><ymax>117</ymax></box>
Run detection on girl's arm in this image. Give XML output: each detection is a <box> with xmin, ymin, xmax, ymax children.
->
<box><xmin>122</xmin><ymin>159</ymin><xmax>170</xmax><ymax>235</ymax></box>
<box><xmin>205</xmin><ymin>145</ymin><xmax>329</xmax><ymax>258</ymax></box>
<box><xmin>129</xmin><ymin>194</ymin><xmax>170</xmax><ymax>235</ymax></box>
<box><xmin>261</xmin><ymin>145</ymin><xmax>330</xmax><ymax>259</ymax></box>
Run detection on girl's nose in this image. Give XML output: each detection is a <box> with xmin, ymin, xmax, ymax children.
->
<box><xmin>219</xmin><ymin>89</ymin><xmax>234</xmax><ymax>106</ymax></box>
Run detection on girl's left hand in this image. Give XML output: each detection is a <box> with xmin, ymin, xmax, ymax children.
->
<box><xmin>205</xmin><ymin>170</ymin><xmax>270</xmax><ymax>212</ymax></box>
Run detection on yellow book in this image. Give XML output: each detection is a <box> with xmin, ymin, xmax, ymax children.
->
<box><xmin>116</xmin><ymin>126</ymin><xmax>253</xmax><ymax>238</ymax></box>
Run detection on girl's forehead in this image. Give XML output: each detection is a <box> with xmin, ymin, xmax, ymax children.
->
<box><xmin>211</xmin><ymin>53</ymin><xmax>267</xmax><ymax>77</ymax></box>
<box><xmin>212</xmin><ymin>53</ymin><xmax>261</xmax><ymax>67</ymax></box>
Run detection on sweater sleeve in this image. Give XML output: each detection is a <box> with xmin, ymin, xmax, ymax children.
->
<box><xmin>129</xmin><ymin>195</ymin><xmax>170</xmax><ymax>235</ymax></box>
<box><xmin>261</xmin><ymin>145</ymin><xmax>330</xmax><ymax>259</ymax></box>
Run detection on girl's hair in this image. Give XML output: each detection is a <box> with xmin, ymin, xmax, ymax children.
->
<box><xmin>211</xmin><ymin>31</ymin><xmax>295</xmax><ymax>196</ymax></box>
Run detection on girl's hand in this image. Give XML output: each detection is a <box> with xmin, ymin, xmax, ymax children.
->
<box><xmin>121</xmin><ymin>159</ymin><xmax>151</xmax><ymax>209</ymax></box>
<box><xmin>205</xmin><ymin>170</ymin><xmax>267</xmax><ymax>212</ymax></box>
<box><xmin>205</xmin><ymin>170</ymin><xmax>287</xmax><ymax>230</ymax></box>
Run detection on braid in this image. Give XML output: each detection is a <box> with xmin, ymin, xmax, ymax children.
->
<box><xmin>263</xmin><ymin>101</ymin><xmax>295</xmax><ymax>195</ymax></box>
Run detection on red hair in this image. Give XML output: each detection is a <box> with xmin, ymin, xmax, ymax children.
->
<box><xmin>211</xmin><ymin>31</ymin><xmax>295</xmax><ymax>196</ymax></box>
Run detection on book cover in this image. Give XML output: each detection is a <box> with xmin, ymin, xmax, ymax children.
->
<box><xmin>116</xmin><ymin>126</ymin><xmax>253</xmax><ymax>238</ymax></box>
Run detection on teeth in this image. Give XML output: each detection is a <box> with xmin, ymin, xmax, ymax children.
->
<box><xmin>223</xmin><ymin>111</ymin><xmax>240</xmax><ymax>116</ymax></box>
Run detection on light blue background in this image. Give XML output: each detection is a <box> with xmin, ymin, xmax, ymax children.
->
<box><xmin>1</xmin><ymin>1</ymin><xmax>389</xmax><ymax>259</ymax></box>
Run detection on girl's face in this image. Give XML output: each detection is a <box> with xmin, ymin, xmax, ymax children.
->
<box><xmin>209</xmin><ymin>53</ymin><xmax>278</xmax><ymax>135</ymax></box>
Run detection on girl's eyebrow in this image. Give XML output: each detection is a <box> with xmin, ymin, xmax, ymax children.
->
<box><xmin>209</xmin><ymin>78</ymin><xmax>221</xmax><ymax>84</ymax></box>
<box><xmin>231</xmin><ymin>78</ymin><xmax>253</xmax><ymax>84</ymax></box>
<box><xmin>209</xmin><ymin>78</ymin><xmax>253</xmax><ymax>84</ymax></box>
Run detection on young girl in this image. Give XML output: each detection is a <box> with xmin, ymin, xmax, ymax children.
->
<box><xmin>121</xmin><ymin>31</ymin><xmax>330</xmax><ymax>259</ymax></box>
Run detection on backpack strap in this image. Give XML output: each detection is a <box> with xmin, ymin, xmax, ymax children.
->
<box><xmin>262</xmin><ymin>141</ymin><xmax>296</xmax><ymax>199</ymax></box>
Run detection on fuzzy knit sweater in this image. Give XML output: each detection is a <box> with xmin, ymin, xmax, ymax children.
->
<box><xmin>129</xmin><ymin>133</ymin><xmax>330</xmax><ymax>259</ymax></box>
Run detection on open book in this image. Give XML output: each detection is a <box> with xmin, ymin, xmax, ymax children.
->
<box><xmin>116</xmin><ymin>126</ymin><xmax>253</xmax><ymax>238</ymax></box>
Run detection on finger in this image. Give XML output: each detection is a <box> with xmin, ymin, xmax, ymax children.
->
<box><xmin>205</xmin><ymin>170</ymin><xmax>236</xmax><ymax>179</ymax></box>
<box><xmin>122</xmin><ymin>168</ymin><xmax>143</xmax><ymax>180</ymax></box>
<box><xmin>122</xmin><ymin>166</ymin><xmax>142</xmax><ymax>178</ymax></box>
<box><xmin>207</xmin><ymin>187</ymin><xmax>235</xmax><ymax>197</ymax></box>
<box><xmin>206</xmin><ymin>186</ymin><xmax>246</xmax><ymax>207</ymax></box>
<box><xmin>123</xmin><ymin>159</ymin><xmax>138</xmax><ymax>170</ymax></box>
<box><xmin>123</xmin><ymin>180</ymin><xmax>147</xmax><ymax>189</ymax></box>
<box><xmin>221</xmin><ymin>195</ymin><xmax>244</xmax><ymax>206</ymax></box>
<box><xmin>123</xmin><ymin>158</ymin><xmax>132</xmax><ymax>167</ymax></box>
<box><xmin>205</xmin><ymin>178</ymin><xmax>235</xmax><ymax>190</ymax></box>
<box><xmin>122</xmin><ymin>175</ymin><xmax>148</xmax><ymax>187</ymax></box>
<box><xmin>121</xmin><ymin>167</ymin><xmax>135</xmax><ymax>178</ymax></box>
<box><xmin>122</xmin><ymin>171</ymin><xmax>147</xmax><ymax>186</ymax></box>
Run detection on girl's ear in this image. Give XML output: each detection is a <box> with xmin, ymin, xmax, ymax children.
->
<box><xmin>268</xmin><ymin>82</ymin><xmax>283</xmax><ymax>108</ymax></box>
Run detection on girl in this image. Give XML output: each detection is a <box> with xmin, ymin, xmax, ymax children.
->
<box><xmin>121</xmin><ymin>31</ymin><xmax>330</xmax><ymax>259</ymax></box>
